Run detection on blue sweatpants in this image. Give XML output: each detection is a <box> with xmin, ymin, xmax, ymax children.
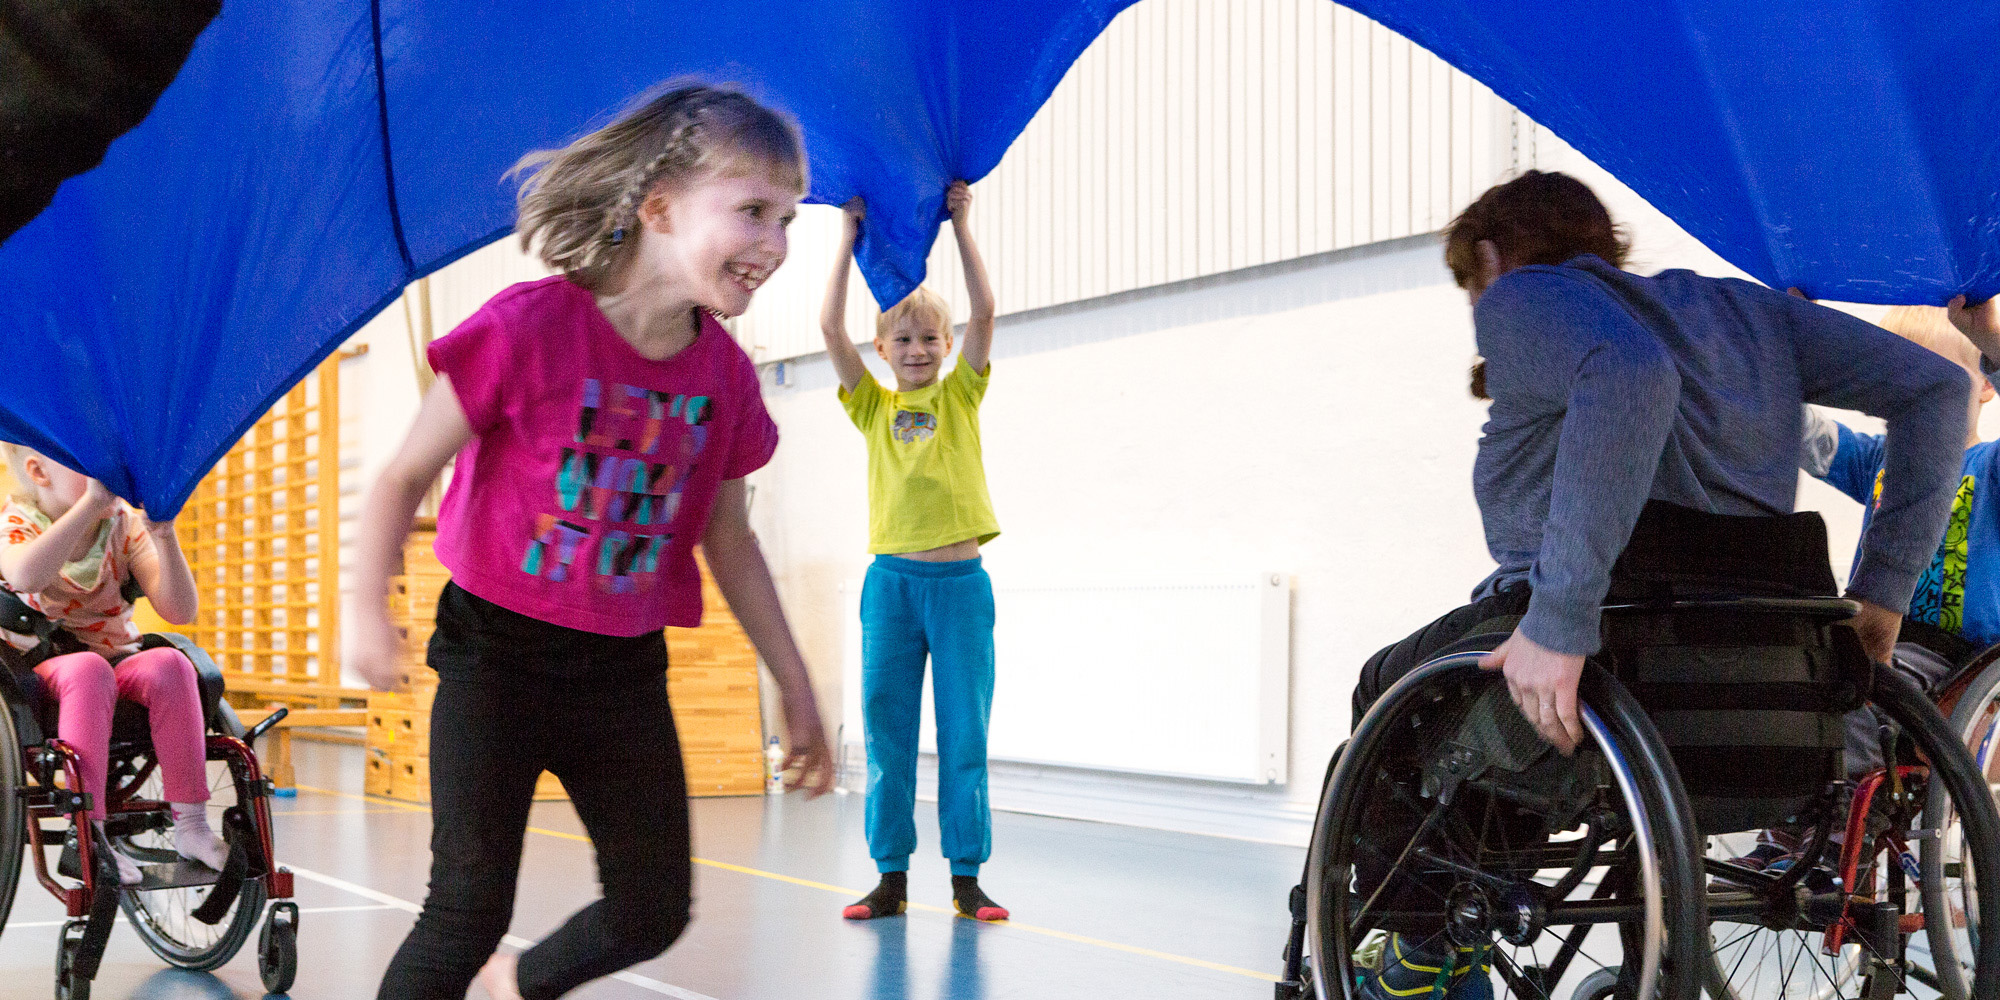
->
<box><xmin>860</xmin><ymin>555</ymin><xmax>996</xmax><ymax>876</ymax></box>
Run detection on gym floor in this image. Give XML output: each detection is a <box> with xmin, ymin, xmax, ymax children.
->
<box><xmin>0</xmin><ymin>742</ymin><xmax>1303</xmax><ymax>999</ymax></box>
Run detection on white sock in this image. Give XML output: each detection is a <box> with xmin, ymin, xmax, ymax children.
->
<box><xmin>171</xmin><ymin>803</ymin><xmax>230</xmax><ymax>871</ymax></box>
<box><xmin>93</xmin><ymin>820</ymin><xmax>142</xmax><ymax>885</ymax></box>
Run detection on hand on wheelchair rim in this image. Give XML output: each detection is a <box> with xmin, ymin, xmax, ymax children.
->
<box><xmin>1480</xmin><ymin>628</ymin><xmax>1586</xmax><ymax>755</ymax></box>
<box><xmin>1843</xmin><ymin>598</ymin><xmax>1902</xmax><ymax>667</ymax></box>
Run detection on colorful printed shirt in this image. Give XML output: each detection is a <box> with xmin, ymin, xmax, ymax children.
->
<box><xmin>840</xmin><ymin>361</ymin><xmax>1000</xmax><ymax>554</ymax></box>
<box><xmin>427</xmin><ymin>276</ymin><xmax>779</xmax><ymax>636</ymax></box>
<box><xmin>1803</xmin><ymin>407</ymin><xmax>2000</xmax><ymax>648</ymax></box>
<box><xmin>0</xmin><ymin>500</ymin><xmax>151</xmax><ymax>657</ymax></box>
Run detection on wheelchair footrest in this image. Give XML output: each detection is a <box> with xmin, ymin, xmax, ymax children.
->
<box><xmin>134</xmin><ymin>860</ymin><xmax>225</xmax><ymax>891</ymax></box>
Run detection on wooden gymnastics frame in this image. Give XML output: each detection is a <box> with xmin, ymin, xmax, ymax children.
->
<box><xmin>175</xmin><ymin>359</ymin><xmax>342</xmax><ymax>684</ymax></box>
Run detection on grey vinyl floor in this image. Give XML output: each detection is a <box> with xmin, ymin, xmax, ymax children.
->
<box><xmin>0</xmin><ymin>741</ymin><xmax>1304</xmax><ymax>999</ymax></box>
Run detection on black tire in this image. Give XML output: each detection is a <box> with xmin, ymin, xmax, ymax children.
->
<box><xmin>259</xmin><ymin>902</ymin><xmax>299</xmax><ymax>994</ymax></box>
<box><xmin>1870</xmin><ymin>660</ymin><xmax>2000</xmax><ymax>1000</ymax></box>
<box><xmin>1921</xmin><ymin>649</ymin><xmax>2000</xmax><ymax>1000</ymax></box>
<box><xmin>1305</xmin><ymin>645</ymin><xmax>1707</xmax><ymax>1000</ymax></box>
<box><xmin>0</xmin><ymin>693</ymin><xmax>24</xmax><ymax>941</ymax></box>
<box><xmin>114</xmin><ymin>751</ymin><xmax>262</xmax><ymax>970</ymax></box>
<box><xmin>54</xmin><ymin>922</ymin><xmax>89</xmax><ymax>1000</ymax></box>
<box><xmin>1570</xmin><ymin>967</ymin><xmax>1620</xmax><ymax>1000</ymax></box>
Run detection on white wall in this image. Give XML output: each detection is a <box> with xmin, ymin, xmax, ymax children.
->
<box><xmin>748</xmin><ymin>128</ymin><xmax>1934</xmax><ymax>844</ymax></box>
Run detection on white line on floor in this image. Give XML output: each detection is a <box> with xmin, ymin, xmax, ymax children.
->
<box><xmin>2</xmin><ymin>902</ymin><xmax>402</xmax><ymax>930</ymax></box>
<box><xmin>286</xmin><ymin>865</ymin><xmax>721</xmax><ymax>1000</ymax></box>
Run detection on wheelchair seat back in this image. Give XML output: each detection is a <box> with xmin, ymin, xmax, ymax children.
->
<box><xmin>1596</xmin><ymin>500</ymin><xmax>1865</xmax><ymax>834</ymax></box>
<box><xmin>0</xmin><ymin>586</ymin><xmax>232</xmax><ymax>746</ymax></box>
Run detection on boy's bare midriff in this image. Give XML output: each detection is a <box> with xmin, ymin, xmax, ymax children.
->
<box><xmin>889</xmin><ymin>538</ymin><xmax>981</xmax><ymax>563</ymax></box>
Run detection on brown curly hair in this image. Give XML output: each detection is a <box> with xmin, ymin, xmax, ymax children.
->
<box><xmin>1452</xmin><ymin>172</ymin><xmax>1629</xmax><ymax>399</ymax></box>
<box><xmin>1443</xmin><ymin>170</ymin><xmax>1628</xmax><ymax>290</ymax></box>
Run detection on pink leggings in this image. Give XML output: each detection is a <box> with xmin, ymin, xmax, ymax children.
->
<box><xmin>34</xmin><ymin>648</ymin><xmax>211</xmax><ymax>818</ymax></box>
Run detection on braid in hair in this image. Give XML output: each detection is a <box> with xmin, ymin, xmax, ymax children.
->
<box><xmin>511</xmin><ymin>81</ymin><xmax>806</xmax><ymax>290</ymax></box>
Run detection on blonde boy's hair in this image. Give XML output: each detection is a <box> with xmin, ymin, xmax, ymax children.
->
<box><xmin>0</xmin><ymin>442</ymin><xmax>37</xmax><ymax>504</ymax></box>
<box><xmin>1880</xmin><ymin>305</ymin><xmax>1983</xmax><ymax>374</ymax></box>
<box><xmin>875</xmin><ymin>286</ymin><xmax>953</xmax><ymax>342</ymax></box>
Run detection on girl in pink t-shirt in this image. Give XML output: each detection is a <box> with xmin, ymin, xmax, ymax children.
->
<box><xmin>0</xmin><ymin>444</ymin><xmax>229</xmax><ymax>885</ymax></box>
<box><xmin>352</xmin><ymin>83</ymin><xmax>833</xmax><ymax>1000</ymax></box>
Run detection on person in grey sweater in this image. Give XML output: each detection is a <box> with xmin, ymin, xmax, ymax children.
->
<box><xmin>1349</xmin><ymin>170</ymin><xmax>1969</xmax><ymax>1000</ymax></box>
<box><xmin>1355</xmin><ymin>171</ymin><xmax>1967</xmax><ymax>754</ymax></box>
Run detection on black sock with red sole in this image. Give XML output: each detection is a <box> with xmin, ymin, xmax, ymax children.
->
<box><xmin>843</xmin><ymin>871</ymin><xmax>907</xmax><ymax>919</ymax></box>
<box><xmin>952</xmin><ymin>875</ymin><xmax>1008</xmax><ymax>921</ymax></box>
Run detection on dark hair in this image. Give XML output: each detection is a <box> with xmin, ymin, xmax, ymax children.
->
<box><xmin>1443</xmin><ymin>170</ymin><xmax>1628</xmax><ymax>289</ymax></box>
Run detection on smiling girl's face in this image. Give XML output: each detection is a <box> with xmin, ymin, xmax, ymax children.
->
<box><xmin>635</xmin><ymin>166</ymin><xmax>800</xmax><ymax>319</ymax></box>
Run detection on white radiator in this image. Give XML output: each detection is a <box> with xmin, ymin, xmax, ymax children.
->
<box><xmin>841</xmin><ymin>571</ymin><xmax>1291</xmax><ymax>784</ymax></box>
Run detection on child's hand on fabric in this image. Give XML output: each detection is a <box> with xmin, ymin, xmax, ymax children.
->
<box><xmin>842</xmin><ymin>196</ymin><xmax>865</xmax><ymax>235</ymax></box>
<box><xmin>76</xmin><ymin>478</ymin><xmax>120</xmax><ymax>521</ymax></box>
<box><xmin>1949</xmin><ymin>295</ymin><xmax>2000</xmax><ymax>360</ymax></box>
<box><xmin>351</xmin><ymin>611</ymin><xmax>408</xmax><ymax>692</ymax></box>
<box><xmin>134</xmin><ymin>508</ymin><xmax>177</xmax><ymax>539</ymax></box>
<box><xmin>946</xmin><ymin>180</ymin><xmax>972</xmax><ymax>223</ymax></box>
<box><xmin>1479</xmin><ymin>629</ymin><xmax>1587</xmax><ymax>754</ymax></box>
<box><xmin>779</xmin><ymin>687</ymin><xmax>835</xmax><ymax>797</ymax></box>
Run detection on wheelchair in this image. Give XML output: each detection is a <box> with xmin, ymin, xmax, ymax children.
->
<box><xmin>1277</xmin><ymin>595</ymin><xmax>2000</xmax><ymax>1000</ymax></box>
<box><xmin>0</xmin><ymin>589</ymin><xmax>300</xmax><ymax>998</ymax></box>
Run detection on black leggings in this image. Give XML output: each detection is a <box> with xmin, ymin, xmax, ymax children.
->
<box><xmin>1350</xmin><ymin>585</ymin><xmax>1532</xmax><ymax>729</ymax></box>
<box><xmin>375</xmin><ymin>671</ymin><xmax>692</xmax><ymax>1000</ymax></box>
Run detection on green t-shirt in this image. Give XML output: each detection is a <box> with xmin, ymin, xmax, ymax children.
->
<box><xmin>839</xmin><ymin>361</ymin><xmax>1000</xmax><ymax>554</ymax></box>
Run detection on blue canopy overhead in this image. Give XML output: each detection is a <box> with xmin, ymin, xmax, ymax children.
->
<box><xmin>3</xmin><ymin>0</ymin><xmax>1999</xmax><ymax>515</ymax></box>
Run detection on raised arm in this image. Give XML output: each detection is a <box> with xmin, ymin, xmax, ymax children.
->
<box><xmin>127</xmin><ymin>512</ymin><xmax>198</xmax><ymax>624</ymax></box>
<box><xmin>947</xmin><ymin>180</ymin><xmax>996</xmax><ymax>375</ymax></box>
<box><xmin>350</xmin><ymin>375</ymin><xmax>474</xmax><ymax>689</ymax></box>
<box><xmin>0</xmin><ymin>478</ymin><xmax>119</xmax><ymax>594</ymax></box>
<box><xmin>819</xmin><ymin>198</ymin><xmax>869</xmax><ymax>394</ymax></box>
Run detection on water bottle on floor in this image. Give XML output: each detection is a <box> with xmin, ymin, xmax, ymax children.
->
<box><xmin>766</xmin><ymin>736</ymin><xmax>785</xmax><ymax>795</ymax></box>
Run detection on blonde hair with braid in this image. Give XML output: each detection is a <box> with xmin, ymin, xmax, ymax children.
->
<box><xmin>511</xmin><ymin>82</ymin><xmax>807</xmax><ymax>290</ymax></box>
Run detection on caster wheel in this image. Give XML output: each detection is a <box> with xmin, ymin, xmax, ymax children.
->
<box><xmin>259</xmin><ymin>902</ymin><xmax>299</xmax><ymax>994</ymax></box>
<box><xmin>1572</xmin><ymin>966</ymin><xmax>1622</xmax><ymax>1000</ymax></box>
<box><xmin>55</xmin><ymin>921</ymin><xmax>90</xmax><ymax>1000</ymax></box>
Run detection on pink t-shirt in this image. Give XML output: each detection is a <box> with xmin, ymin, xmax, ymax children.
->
<box><xmin>427</xmin><ymin>276</ymin><xmax>778</xmax><ymax>636</ymax></box>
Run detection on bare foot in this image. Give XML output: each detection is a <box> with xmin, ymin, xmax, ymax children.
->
<box><xmin>475</xmin><ymin>952</ymin><xmax>523</xmax><ymax>1000</ymax></box>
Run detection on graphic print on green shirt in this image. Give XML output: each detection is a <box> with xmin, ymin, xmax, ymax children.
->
<box><xmin>1907</xmin><ymin>473</ymin><xmax>1975</xmax><ymax>633</ymax></box>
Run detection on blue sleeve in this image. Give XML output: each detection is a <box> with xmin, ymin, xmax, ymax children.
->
<box><xmin>1781</xmin><ymin>290</ymin><xmax>1967</xmax><ymax>614</ymax></box>
<box><xmin>1819</xmin><ymin>423</ymin><xmax>1887</xmax><ymax>506</ymax></box>
<box><xmin>1476</xmin><ymin>268</ymin><xmax>1682</xmax><ymax>655</ymax></box>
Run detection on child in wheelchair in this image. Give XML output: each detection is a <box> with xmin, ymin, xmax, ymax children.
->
<box><xmin>0</xmin><ymin>443</ymin><xmax>229</xmax><ymax>884</ymax></box>
<box><xmin>1725</xmin><ymin>302</ymin><xmax>2000</xmax><ymax>879</ymax></box>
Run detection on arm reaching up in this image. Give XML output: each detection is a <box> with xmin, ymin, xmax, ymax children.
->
<box><xmin>948</xmin><ymin>181</ymin><xmax>997</xmax><ymax>375</ymax></box>
<box><xmin>819</xmin><ymin>198</ymin><xmax>870</xmax><ymax>394</ymax></box>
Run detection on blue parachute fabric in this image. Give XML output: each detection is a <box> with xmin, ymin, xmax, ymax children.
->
<box><xmin>1343</xmin><ymin>1</ymin><xmax>2000</xmax><ymax>304</ymax></box>
<box><xmin>5</xmin><ymin>0</ymin><xmax>2000</xmax><ymax>516</ymax></box>
<box><xmin>0</xmin><ymin>0</ymin><xmax>1133</xmax><ymax>515</ymax></box>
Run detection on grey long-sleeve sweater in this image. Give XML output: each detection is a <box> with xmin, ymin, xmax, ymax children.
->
<box><xmin>1473</xmin><ymin>256</ymin><xmax>1968</xmax><ymax>655</ymax></box>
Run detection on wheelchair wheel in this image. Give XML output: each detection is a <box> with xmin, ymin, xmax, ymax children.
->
<box><xmin>1703</xmin><ymin>659</ymin><xmax>2000</xmax><ymax>1000</ymax></box>
<box><xmin>0</xmin><ymin>692</ymin><xmax>23</xmax><ymax>940</ymax></box>
<box><xmin>1305</xmin><ymin>644</ymin><xmax>1707</xmax><ymax>1000</ymax></box>
<box><xmin>1918</xmin><ymin>648</ymin><xmax>2000</xmax><ymax>1000</ymax></box>
<box><xmin>111</xmin><ymin>751</ymin><xmax>263</xmax><ymax>970</ymax></box>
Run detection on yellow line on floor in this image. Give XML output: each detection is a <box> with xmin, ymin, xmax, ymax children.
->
<box><xmin>292</xmin><ymin>784</ymin><xmax>1277</xmax><ymax>983</ymax></box>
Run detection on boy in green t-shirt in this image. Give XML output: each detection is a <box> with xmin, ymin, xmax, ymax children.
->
<box><xmin>820</xmin><ymin>181</ymin><xmax>1007</xmax><ymax>922</ymax></box>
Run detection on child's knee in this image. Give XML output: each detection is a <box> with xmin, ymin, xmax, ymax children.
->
<box><xmin>604</xmin><ymin>891</ymin><xmax>691</xmax><ymax>962</ymax></box>
<box><xmin>42</xmin><ymin>653</ymin><xmax>115</xmax><ymax>701</ymax></box>
<box><xmin>121</xmin><ymin>648</ymin><xmax>199</xmax><ymax>703</ymax></box>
